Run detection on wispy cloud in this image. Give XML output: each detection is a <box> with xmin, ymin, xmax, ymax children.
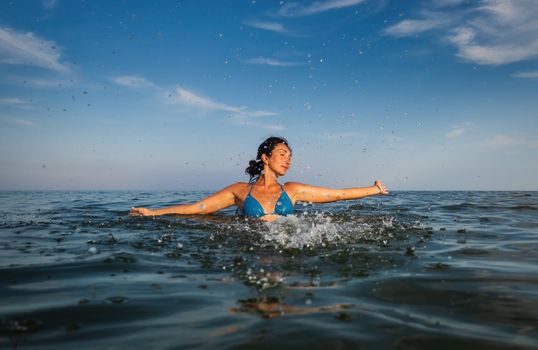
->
<box><xmin>485</xmin><ymin>133</ymin><xmax>538</xmax><ymax>149</ymax></box>
<box><xmin>0</xmin><ymin>26</ymin><xmax>69</xmax><ymax>72</ymax></box>
<box><xmin>1</xmin><ymin>116</ymin><xmax>37</xmax><ymax>127</ymax></box>
<box><xmin>384</xmin><ymin>18</ymin><xmax>451</xmax><ymax>37</ymax></box>
<box><xmin>384</xmin><ymin>0</ymin><xmax>538</xmax><ymax>65</ymax></box>
<box><xmin>172</xmin><ymin>86</ymin><xmax>283</xmax><ymax>129</ymax></box>
<box><xmin>445</xmin><ymin>122</ymin><xmax>471</xmax><ymax>139</ymax></box>
<box><xmin>0</xmin><ymin>97</ymin><xmax>36</xmax><ymax>110</ymax></box>
<box><xmin>512</xmin><ymin>70</ymin><xmax>538</xmax><ymax>79</ymax></box>
<box><xmin>432</xmin><ymin>0</ymin><xmax>464</xmax><ymax>7</ymax></box>
<box><xmin>230</xmin><ymin>115</ymin><xmax>285</xmax><ymax>131</ymax></box>
<box><xmin>278</xmin><ymin>0</ymin><xmax>366</xmax><ymax>17</ymax></box>
<box><xmin>111</xmin><ymin>75</ymin><xmax>280</xmax><ymax>128</ymax></box>
<box><xmin>0</xmin><ymin>97</ymin><xmax>30</xmax><ymax>106</ymax></box>
<box><xmin>7</xmin><ymin>76</ymin><xmax>76</xmax><ymax>89</ymax></box>
<box><xmin>111</xmin><ymin>75</ymin><xmax>157</xmax><ymax>89</ymax></box>
<box><xmin>167</xmin><ymin>87</ymin><xmax>277</xmax><ymax>119</ymax></box>
<box><xmin>244</xmin><ymin>21</ymin><xmax>287</xmax><ymax>34</ymax></box>
<box><xmin>42</xmin><ymin>0</ymin><xmax>58</xmax><ymax>10</ymax></box>
<box><xmin>445</xmin><ymin>127</ymin><xmax>464</xmax><ymax>139</ymax></box>
<box><xmin>244</xmin><ymin>57</ymin><xmax>303</xmax><ymax>66</ymax></box>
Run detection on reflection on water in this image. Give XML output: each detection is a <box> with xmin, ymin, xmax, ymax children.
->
<box><xmin>230</xmin><ymin>297</ymin><xmax>353</xmax><ymax>319</ymax></box>
<box><xmin>0</xmin><ymin>191</ymin><xmax>537</xmax><ymax>349</ymax></box>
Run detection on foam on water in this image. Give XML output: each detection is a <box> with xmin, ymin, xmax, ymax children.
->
<box><xmin>262</xmin><ymin>212</ymin><xmax>353</xmax><ymax>248</ymax></box>
<box><xmin>250</xmin><ymin>211</ymin><xmax>412</xmax><ymax>249</ymax></box>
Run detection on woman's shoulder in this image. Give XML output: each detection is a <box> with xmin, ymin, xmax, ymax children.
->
<box><xmin>229</xmin><ymin>181</ymin><xmax>251</xmax><ymax>192</ymax></box>
<box><xmin>214</xmin><ymin>182</ymin><xmax>250</xmax><ymax>193</ymax></box>
<box><xmin>283</xmin><ymin>181</ymin><xmax>308</xmax><ymax>192</ymax></box>
<box><xmin>284</xmin><ymin>181</ymin><xmax>306</xmax><ymax>186</ymax></box>
<box><xmin>214</xmin><ymin>182</ymin><xmax>250</xmax><ymax>198</ymax></box>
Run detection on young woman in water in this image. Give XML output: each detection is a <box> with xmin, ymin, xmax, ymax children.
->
<box><xmin>130</xmin><ymin>136</ymin><xmax>389</xmax><ymax>221</ymax></box>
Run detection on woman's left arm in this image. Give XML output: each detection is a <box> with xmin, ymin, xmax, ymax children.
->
<box><xmin>286</xmin><ymin>180</ymin><xmax>388</xmax><ymax>204</ymax></box>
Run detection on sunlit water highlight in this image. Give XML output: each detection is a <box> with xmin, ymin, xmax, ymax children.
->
<box><xmin>0</xmin><ymin>191</ymin><xmax>537</xmax><ymax>349</ymax></box>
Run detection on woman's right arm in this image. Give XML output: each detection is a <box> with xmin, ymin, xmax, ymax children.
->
<box><xmin>130</xmin><ymin>183</ymin><xmax>240</xmax><ymax>216</ymax></box>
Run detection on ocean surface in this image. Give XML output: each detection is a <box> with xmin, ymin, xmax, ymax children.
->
<box><xmin>0</xmin><ymin>191</ymin><xmax>537</xmax><ymax>349</ymax></box>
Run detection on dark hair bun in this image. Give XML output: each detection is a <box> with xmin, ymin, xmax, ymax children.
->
<box><xmin>245</xmin><ymin>136</ymin><xmax>291</xmax><ymax>180</ymax></box>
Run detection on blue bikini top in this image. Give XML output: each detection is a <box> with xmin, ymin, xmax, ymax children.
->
<box><xmin>241</xmin><ymin>182</ymin><xmax>294</xmax><ymax>218</ymax></box>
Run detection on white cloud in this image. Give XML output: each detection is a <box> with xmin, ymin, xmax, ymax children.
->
<box><xmin>432</xmin><ymin>0</ymin><xmax>464</xmax><ymax>7</ymax></box>
<box><xmin>0</xmin><ymin>97</ymin><xmax>29</xmax><ymax>106</ymax></box>
<box><xmin>171</xmin><ymin>87</ymin><xmax>242</xmax><ymax>113</ymax></box>
<box><xmin>384</xmin><ymin>18</ymin><xmax>449</xmax><ymax>37</ymax></box>
<box><xmin>445</xmin><ymin>126</ymin><xmax>464</xmax><ymax>138</ymax></box>
<box><xmin>261</xmin><ymin>123</ymin><xmax>285</xmax><ymax>131</ymax></box>
<box><xmin>111</xmin><ymin>75</ymin><xmax>157</xmax><ymax>89</ymax></box>
<box><xmin>384</xmin><ymin>0</ymin><xmax>538</xmax><ymax>65</ymax></box>
<box><xmin>1</xmin><ymin>116</ymin><xmax>37</xmax><ymax>127</ymax></box>
<box><xmin>0</xmin><ymin>26</ymin><xmax>69</xmax><ymax>72</ymax></box>
<box><xmin>243</xmin><ymin>110</ymin><xmax>278</xmax><ymax>118</ymax></box>
<box><xmin>445</xmin><ymin>122</ymin><xmax>471</xmax><ymax>139</ymax></box>
<box><xmin>485</xmin><ymin>134</ymin><xmax>538</xmax><ymax>149</ymax></box>
<box><xmin>167</xmin><ymin>86</ymin><xmax>277</xmax><ymax>119</ymax></box>
<box><xmin>42</xmin><ymin>0</ymin><xmax>58</xmax><ymax>10</ymax></box>
<box><xmin>0</xmin><ymin>97</ymin><xmax>36</xmax><ymax>110</ymax></box>
<box><xmin>244</xmin><ymin>21</ymin><xmax>287</xmax><ymax>33</ymax></box>
<box><xmin>244</xmin><ymin>57</ymin><xmax>303</xmax><ymax>66</ymax></box>
<box><xmin>7</xmin><ymin>76</ymin><xmax>76</xmax><ymax>89</ymax></box>
<box><xmin>231</xmin><ymin>116</ymin><xmax>285</xmax><ymax>131</ymax></box>
<box><xmin>512</xmin><ymin>70</ymin><xmax>538</xmax><ymax>78</ymax></box>
<box><xmin>110</xmin><ymin>75</ymin><xmax>280</xmax><ymax>128</ymax></box>
<box><xmin>278</xmin><ymin>0</ymin><xmax>366</xmax><ymax>17</ymax></box>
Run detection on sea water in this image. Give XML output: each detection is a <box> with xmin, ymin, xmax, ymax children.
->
<box><xmin>0</xmin><ymin>191</ymin><xmax>537</xmax><ymax>349</ymax></box>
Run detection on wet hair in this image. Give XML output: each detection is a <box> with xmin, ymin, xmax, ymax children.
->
<box><xmin>245</xmin><ymin>136</ymin><xmax>291</xmax><ymax>181</ymax></box>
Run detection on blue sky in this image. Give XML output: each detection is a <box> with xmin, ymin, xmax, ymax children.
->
<box><xmin>1</xmin><ymin>0</ymin><xmax>537</xmax><ymax>190</ymax></box>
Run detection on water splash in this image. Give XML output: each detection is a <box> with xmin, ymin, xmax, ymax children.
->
<box><xmin>259</xmin><ymin>212</ymin><xmax>407</xmax><ymax>249</ymax></box>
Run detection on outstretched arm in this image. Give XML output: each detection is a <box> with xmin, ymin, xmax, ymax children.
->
<box><xmin>130</xmin><ymin>184</ymin><xmax>238</xmax><ymax>216</ymax></box>
<box><xmin>286</xmin><ymin>180</ymin><xmax>388</xmax><ymax>204</ymax></box>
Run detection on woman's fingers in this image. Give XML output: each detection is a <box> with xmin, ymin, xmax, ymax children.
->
<box><xmin>129</xmin><ymin>207</ymin><xmax>141</xmax><ymax>216</ymax></box>
<box><xmin>130</xmin><ymin>207</ymin><xmax>151</xmax><ymax>216</ymax></box>
<box><xmin>374</xmin><ymin>180</ymin><xmax>389</xmax><ymax>195</ymax></box>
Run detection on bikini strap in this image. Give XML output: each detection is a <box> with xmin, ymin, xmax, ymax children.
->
<box><xmin>248</xmin><ymin>175</ymin><xmax>259</xmax><ymax>184</ymax></box>
<box><xmin>247</xmin><ymin>175</ymin><xmax>260</xmax><ymax>195</ymax></box>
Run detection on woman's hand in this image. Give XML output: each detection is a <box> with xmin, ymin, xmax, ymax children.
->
<box><xmin>374</xmin><ymin>180</ymin><xmax>389</xmax><ymax>195</ymax></box>
<box><xmin>129</xmin><ymin>207</ymin><xmax>155</xmax><ymax>216</ymax></box>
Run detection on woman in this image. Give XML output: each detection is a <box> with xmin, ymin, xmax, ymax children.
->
<box><xmin>130</xmin><ymin>137</ymin><xmax>388</xmax><ymax>221</ymax></box>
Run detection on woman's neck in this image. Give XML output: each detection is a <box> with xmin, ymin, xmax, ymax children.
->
<box><xmin>256</xmin><ymin>172</ymin><xmax>279</xmax><ymax>189</ymax></box>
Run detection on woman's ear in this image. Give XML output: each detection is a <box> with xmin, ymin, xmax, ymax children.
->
<box><xmin>261</xmin><ymin>154</ymin><xmax>268</xmax><ymax>164</ymax></box>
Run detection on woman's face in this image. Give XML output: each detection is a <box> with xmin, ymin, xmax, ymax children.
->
<box><xmin>263</xmin><ymin>143</ymin><xmax>292</xmax><ymax>176</ymax></box>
